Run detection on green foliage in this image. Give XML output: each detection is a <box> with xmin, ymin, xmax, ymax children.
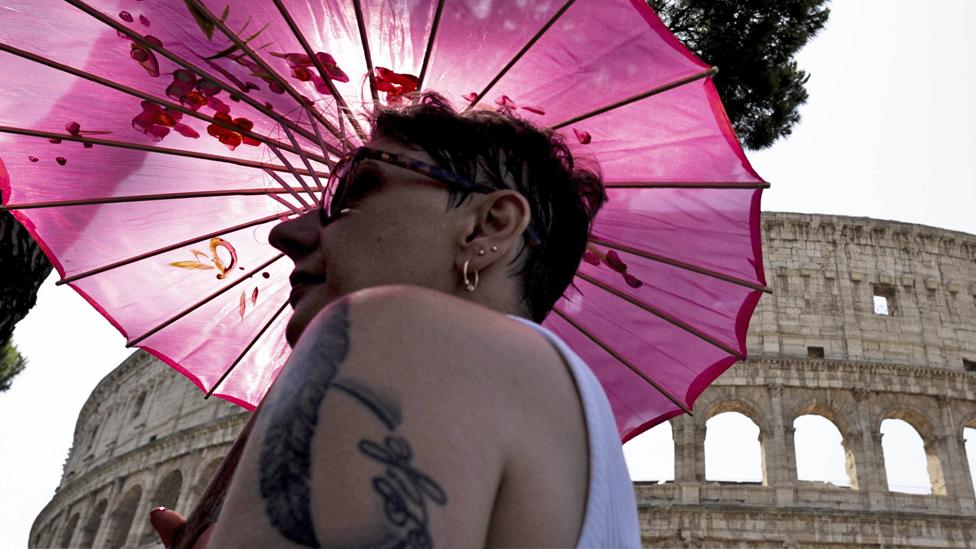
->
<box><xmin>0</xmin><ymin>340</ymin><xmax>26</xmax><ymax>392</ymax></box>
<box><xmin>648</xmin><ymin>0</ymin><xmax>830</xmax><ymax>149</ymax></box>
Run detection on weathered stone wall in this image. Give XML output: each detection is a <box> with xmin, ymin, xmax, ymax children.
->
<box><xmin>30</xmin><ymin>212</ymin><xmax>976</xmax><ymax>548</ymax></box>
<box><xmin>29</xmin><ymin>351</ymin><xmax>245</xmax><ymax>548</ymax></box>
<box><xmin>638</xmin><ymin>212</ymin><xmax>976</xmax><ymax>547</ymax></box>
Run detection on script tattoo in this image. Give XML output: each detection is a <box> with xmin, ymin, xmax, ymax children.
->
<box><xmin>359</xmin><ymin>436</ymin><xmax>448</xmax><ymax>549</ymax></box>
<box><xmin>258</xmin><ymin>299</ymin><xmax>447</xmax><ymax>548</ymax></box>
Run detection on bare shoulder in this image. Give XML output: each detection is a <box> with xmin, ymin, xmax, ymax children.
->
<box><xmin>208</xmin><ymin>285</ymin><xmax>586</xmax><ymax>548</ymax></box>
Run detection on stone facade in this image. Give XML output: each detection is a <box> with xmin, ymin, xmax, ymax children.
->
<box><xmin>30</xmin><ymin>212</ymin><xmax>976</xmax><ymax>548</ymax></box>
<box><xmin>29</xmin><ymin>351</ymin><xmax>246</xmax><ymax>548</ymax></box>
<box><xmin>640</xmin><ymin>212</ymin><xmax>976</xmax><ymax>547</ymax></box>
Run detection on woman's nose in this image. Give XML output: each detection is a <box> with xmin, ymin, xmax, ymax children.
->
<box><xmin>268</xmin><ymin>212</ymin><xmax>320</xmax><ymax>258</ymax></box>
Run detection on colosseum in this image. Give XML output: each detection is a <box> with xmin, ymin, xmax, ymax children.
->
<box><xmin>29</xmin><ymin>212</ymin><xmax>976</xmax><ymax>548</ymax></box>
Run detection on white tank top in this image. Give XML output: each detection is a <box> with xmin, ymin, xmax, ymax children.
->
<box><xmin>509</xmin><ymin>316</ymin><xmax>642</xmax><ymax>548</ymax></box>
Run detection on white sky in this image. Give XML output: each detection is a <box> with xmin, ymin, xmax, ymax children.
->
<box><xmin>3</xmin><ymin>1</ymin><xmax>976</xmax><ymax>546</ymax></box>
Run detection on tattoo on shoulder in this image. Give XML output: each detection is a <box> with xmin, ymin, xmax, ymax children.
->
<box><xmin>257</xmin><ymin>299</ymin><xmax>447</xmax><ymax>548</ymax></box>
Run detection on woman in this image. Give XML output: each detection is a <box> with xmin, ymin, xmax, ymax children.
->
<box><xmin>150</xmin><ymin>94</ymin><xmax>640</xmax><ymax>548</ymax></box>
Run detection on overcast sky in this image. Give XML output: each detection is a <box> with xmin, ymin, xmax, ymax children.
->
<box><xmin>3</xmin><ymin>1</ymin><xmax>976</xmax><ymax>546</ymax></box>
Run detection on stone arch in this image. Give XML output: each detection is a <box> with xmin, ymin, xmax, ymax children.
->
<box><xmin>190</xmin><ymin>456</ymin><xmax>224</xmax><ymax>507</ymax></box>
<box><xmin>793</xmin><ymin>401</ymin><xmax>858</xmax><ymax>489</ymax></box>
<box><xmin>623</xmin><ymin>420</ymin><xmax>675</xmax><ymax>481</ymax></box>
<box><xmin>153</xmin><ymin>469</ymin><xmax>184</xmax><ymax>510</ymax></box>
<box><xmin>58</xmin><ymin>512</ymin><xmax>80</xmax><ymax>547</ymax></box>
<box><xmin>79</xmin><ymin>498</ymin><xmax>108</xmax><ymax>546</ymax></box>
<box><xmin>703</xmin><ymin>400</ymin><xmax>767</xmax><ymax>484</ymax></box>
<box><xmin>964</xmin><ymin>417</ymin><xmax>976</xmax><ymax>500</ymax></box>
<box><xmin>878</xmin><ymin>406</ymin><xmax>946</xmax><ymax>495</ymax></box>
<box><xmin>104</xmin><ymin>484</ymin><xmax>142</xmax><ymax>548</ymax></box>
<box><xmin>792</xmin><ymin>414</ymin><xmax>854</xmax><ymax>488</ymax></box>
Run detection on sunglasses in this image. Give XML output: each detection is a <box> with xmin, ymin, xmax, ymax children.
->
<box><xmin>319</xmin><ymin>147</ymin><xmax>542</xmax><ymax>247</ymax></box>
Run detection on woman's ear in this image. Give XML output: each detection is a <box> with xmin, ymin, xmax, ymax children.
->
<box><xmin>456</xmin><ymin>190</ymin><xmax>531</xmax><ymax>271</ymax></box>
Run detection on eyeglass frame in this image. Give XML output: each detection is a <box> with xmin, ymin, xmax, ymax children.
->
<box><xmin>319</xmin><ymin>147</ymin><xmax>543</xmax><ymax>247</ymax></box>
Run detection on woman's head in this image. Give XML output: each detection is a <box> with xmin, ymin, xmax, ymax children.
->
<box><xmin>270</xmin><ymin>93</ymin><xmax>605</xmax><ymax>345</ymax></box>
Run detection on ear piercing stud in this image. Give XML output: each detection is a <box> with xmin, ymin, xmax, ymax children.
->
<box><xmin>477</xmin><ymin>249</ymin><xmax>486</xmax><ymax>256</ymax></box>
<box><xmin>490</xmin><ymin>245</ymin><xmax>498</xmax><ymax>252</ymax></box>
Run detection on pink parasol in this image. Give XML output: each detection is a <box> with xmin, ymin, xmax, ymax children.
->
<box><xmin>0</xmin><ymin>0</ymin><xmax>768</xmax><ymax>442</ymax></box>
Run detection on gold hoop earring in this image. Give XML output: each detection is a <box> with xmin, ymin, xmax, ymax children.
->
<box><xmin>462</xmin><ymin>259</ymin><xmax>479</xmax><ymax>292</ymax></box>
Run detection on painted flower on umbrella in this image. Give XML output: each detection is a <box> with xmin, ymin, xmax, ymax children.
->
<box><xmin>166</xmin><ymin>69</ymin><xmax>226</xmax><ymax>112</ymax></box>
<box><xmin>270</xmin><ymin>51</ymin><xmax>350</xmax><ymax>95</ymax></box>
<box><xmin>132</xmin><ymin>101</ymin><xmax>200</xmax><ymax>141</ymax></box>
<box><xmin>206</xmin><ymin>112</ymin><xmax>259</xmax><ymax>150</ymax></box>
<box><xmin>126</xmin><ymin>34</ymin><xmax>162</xmax><ymax>77</ymax></box>
<box><xmin>375</xmin><ymin>68</ymin><xmax>418</xmax><ymax>105</ymax></box>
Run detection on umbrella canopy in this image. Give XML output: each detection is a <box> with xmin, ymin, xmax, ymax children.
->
<box><xmin>0</xmin><ymin>0</ymin><xmax>767</xmax><ymax>442</ymax></box>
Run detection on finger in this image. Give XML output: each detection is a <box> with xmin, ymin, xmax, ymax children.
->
<box><xmin>149</xmin><ymin>507</ymin><xmax>187</xmax><ymax>547</ymax></box>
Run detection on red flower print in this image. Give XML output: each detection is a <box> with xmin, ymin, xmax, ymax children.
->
<box><xmin>207</xmin><ymin>112</ymin><xmax>259</xmax><ymax>150</ymax></box>
<box><xmin>375</xmin><ymin>67</ymin><xmax>419</xmax><ymax>105</ymax></box>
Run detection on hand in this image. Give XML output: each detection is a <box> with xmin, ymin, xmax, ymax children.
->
<box><xmin>149</xmin><ymin>507</ymin><xmax>212</xmax><ymax>548</ymax></box>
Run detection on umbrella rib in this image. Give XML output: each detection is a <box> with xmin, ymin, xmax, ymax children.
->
<box><xmin>0</xmin><ymin>41</ymin><xmax>332</xmax><ymax>167</ymax></box>
<box><xmin>463</xmin><ymin>0</ymin><xmax>577</xmax><ymax>112</ymax></box>
<box><xmin>274</xmin><ymin>124</ymin><xmax>324</xmax><ymax>195</ymax></box>
<box><xmin>588</xmin><ymin>237</ymin><xmax>772</xmax><ymax>293</ymax></box>
<box><xmin>605</xmin><ymin>181</ymin><xmax>770</xmax><ymax>189</ymax></box>
<box><xmin>575</xmin><ymin>271</ymin><xmax>745</xmax><ymax>359</ymax></box>
<box><xmin>263</xmin><ymin>166</ymin><xmax>312</xmax><ymax>209</ymax></box>
<box><xmin>352</xmin><ymin>0</ymin><xmax>380</xmax><ymax>108</ymax></box>
<box><xmin>57</xmin><ymin>211</ymin><xmax>295</xmax><ymax>285</ymax></box>
<box><xmin>552</xmin><ymin>67</ymin><xmax>718</xmax><ymax>129</ymax></box>
<box><xmin>205</xmin><ymin>299</ymin><xmax>291</xmax><ymax>399</ymax></box>
<box><xmin>271</xmin><ymin>0</ymin><xmax>368</xmax><ymax>142</ymax></box>
<box><xmin>127</xmin><ymin>252</ymin><xmax>287</xmax><ymax>347</ymax></box>
<box><xmin>552</xmin><ymin>307</ymin><xmax>691</xmax><ymax>415</ymax></box>
<box><xmin>2</xmin><ymin>188</ymin><xmax>316</xmax><ymax>210</ymax></box>
<box><xmin>184</xmin><ymin>0</ymin><xmax>347</xmax><ymax>148</ymax></box>
<box><xmin>0</xmin><ymin>126</ymin><xmax>330</xmax><ymax>178</ymax></box>
<box><xmin>64</xmin><ymin>0</ymin><xmax>345</xmax><ymax>157</ymax></box>
<box><xmin>416</xmin><ymin>0</ymin><xmax>446</xmax><ymax>92</ymax></box>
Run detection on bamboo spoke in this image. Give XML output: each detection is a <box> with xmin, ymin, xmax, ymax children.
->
<box><xmin>57</xmin><ymin>211</ymin><xmax>298</xmax><ymax>285</ymax></box>
<box><xmin>2</xmin><ymin>188</ymin><xmax>317</xmax><ymax>210</ymax></box>
<box><xmin>588</xmin><ymin>236</ymin><xmax>772</xmax><ymax>293</ymax></box>
<box><xmin>553</xmin><ymin>67</ymin><xmax>718</xmax><ymax>129</ymax></box>
<box><xmin>464</xmin><ymin>0</ymin><xmax>577</xmax><ymax>112</ymax></box>
<box><xmin>0</xmin><ymin>126</ymin><xmax>330</xmax><ymax>178</ymax></box>
<box><xmin>0</xmin><ymin>41</ymin><xmax>331</xmax><ymax>166</ymax></box>
<box><xmin>205</xmin><ymin>299</ymin><xmax>290</xmax><ymax>399</ymax></box>
<box><xmin>576</xmin><ymin>271</ymin><xmax>744</xmax><ymax>359</ymax></box>
<box><xmin>352</xmin><ymin>0</ymin><xmax>379</xmax><ymax>107</ymax></box>
<box><xmin>263</xmin><ymin>166</ymin><xmax>312</xmax><ymax>209</ymax></box>
<box><xmin>552</xmin><ymin>307</ymin><xmax>691</xmax><ymax>414</ymax></box>
<box><xmin>65</xmin><ymin>0</ymin><xmax>346</xmax><ymax>157</ymax></box>
<box><xmin>416</xmin><ymin>0</ymin><xmax>446</xmax><ymax>92</ymax></box>
<box><xmin>184</xmin><ymin>0</ymin><xmax>348</xmax><ymax>149</ymax></box>
<box><xmin>127</xmin><ymin>253</ymin><xmax>287</xmax><ymax>347</ymax></box>
<box><xmin>271</xmin><ymin>0</ymin><xmax>368</xmax><ymax>142</ymax></box>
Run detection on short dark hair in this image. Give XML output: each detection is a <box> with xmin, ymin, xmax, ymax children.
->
<box><xmin>372</xmin><ymin>93</ymin><xmax>606</xmax><ymax>322</ymax></box>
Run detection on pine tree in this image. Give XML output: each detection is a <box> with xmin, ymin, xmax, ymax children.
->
<box><xmin>649</xmin><ymin>0</ymin><xmax>830</xmax><ymax>149</ymax></box>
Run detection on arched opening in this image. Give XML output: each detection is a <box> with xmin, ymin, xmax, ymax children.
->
<box><xmin>154</xmin><ymin>469</ymin><xmax>184</xmax><ymax>510</ymax></box>
<box><xmin>188</xmin><ymin>457</ymin><xmax>224</xmax><ymax>509</ymax></box>
<box><xmin>793</xmin><ymin>415</ymin><xmax>851</xmax><ymax>487</ymax></box>
<box><xmin>705</xmin><ymin>411</ymin><xmax>764</xmax><ymax>483</ymax></box>
<box><xmin>881</xmin><ymin>419</ymin><xmax>934</xmax><ymax>494</ymax></box>
<box><xmin>80</xmin><ymin>499</ymin><xmax>107</xmax><ymax>546</ymax></box>
<box><xmin>623</xmin><ymin>421</ymin><xmax>675</xmax><ymax>482</ymax></box>
<box><xmin>59</xmin><ymin>513</ymin><xmax>80</xmax><ymax>547</ymax></box>
<box><xmin>104</xmin><ymin>485</ymin><xmax>142</xmax><ymax>548</ymax></box>
<box><xmin>965</xmin><ymin>426</ymin><xmax>976</xmax><ymax>498</ymax></box>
